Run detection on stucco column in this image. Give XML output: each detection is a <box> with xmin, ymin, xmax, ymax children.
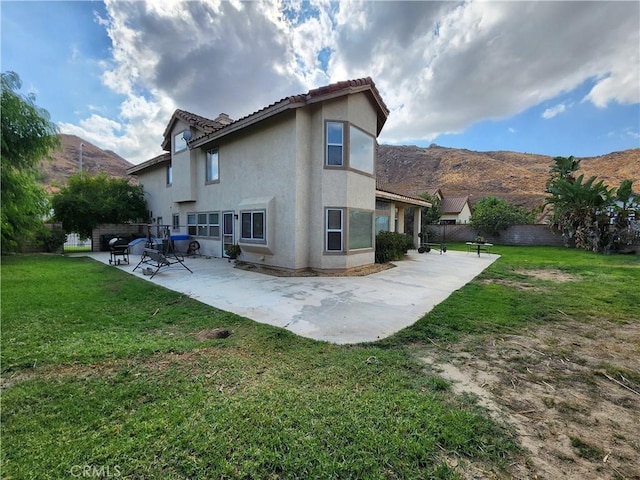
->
<box><xmin>396</xmin><ymin>206</ymin><xmax>405</xmax><ymax>234</ymax></box>
<box><xmin>389</xmin><ymin>203</ymin><xmax>396</xmax><ymax>232</ymax></box>
<box><xmin>412</xmin><ymin>207</ymin><xmax>422</xmax><ymax>247</ymax></box>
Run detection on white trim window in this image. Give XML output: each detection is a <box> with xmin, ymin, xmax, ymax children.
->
<box><xmin>241</xmin><ymin>210</ymin><xmax>265</xmax><ymax>242</ymax></box>
<box><xmin>187</xmin><ymin>212</ymin><xmax>220</xmax><ymax>238</ymax></box>
<box><xmin>208</xmin><ymin>212</ymin><xmax>220</xmax><ymax>238</ymax></box>
<box><xmin>172</xmin><ymin>213</ymin><xmax>180</xmax><ymax>231</ymax></box>
<box><xmin>326</xmin><ymin>208</ymin><xmax>344</xmax><ymax>251</ymax></box>
<box><xmin>326</xmin><ymin>122</ymin><xmax>344</xmax><ymax>167</ymax></box>
<box><xmin>206</xmin><ymin>149</ymin><xmax>219</xmax><ymax>183</ymax></box>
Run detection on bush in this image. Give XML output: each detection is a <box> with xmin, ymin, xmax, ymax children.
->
<box><xmin>375</xmin><ymin>231</ymin><xmax>415</xmax><ymax>263</ymax></box>
<box><xmin>36</xmin><ymin>226</ymin><xmax>67</xmax><ymax>253</ymax></box>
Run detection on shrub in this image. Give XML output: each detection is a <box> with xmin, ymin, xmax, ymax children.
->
<box><xmin>36</xmin><ymin>226</ymin><xmax>67</xmax><ymax>253</ymax></box>
<box><xmin>375</xmin><ymin>231</ymin><xmax>414</xmax><ymax>263</ymax></box>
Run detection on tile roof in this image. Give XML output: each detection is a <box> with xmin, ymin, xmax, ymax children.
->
<box><xmin>441</xmin><ymin>196</ymin><xmax>470</xmax><ymax>214</ymax></box>
<box><xmin>189</xmin><ymin>77</ymin><xmax>389</xmax><ymax>149</ymax></box>
<box><xmin>161</xmin><ymin>109</ymin><xmax>227</xmax><ymax>151</ymax></box>
<box><xmin>127</xmin><ymin>152</ymin><xmax>170</xmax><ymax>175</ymax></box>
<box><xmin>376</xmin><ymin>179</ymin><xmax>431</xmax><ymax>207</ymax></box>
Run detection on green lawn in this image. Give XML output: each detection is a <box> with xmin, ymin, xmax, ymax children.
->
<box><xmin>2</xmin><ymin>249</ymin><xmax>638</xmax><ymax>479</ymax></box>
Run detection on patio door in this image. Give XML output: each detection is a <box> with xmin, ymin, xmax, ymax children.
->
<box><xmin>222</xmin><ymin>211</ymin><xmax>235</xmax><ymax>257</ymax></box>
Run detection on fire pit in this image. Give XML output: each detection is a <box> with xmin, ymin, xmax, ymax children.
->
<box><xmin>108</xmin><ymin>237</ymin><xmax>130</xmax><ymax>265</ymax></box>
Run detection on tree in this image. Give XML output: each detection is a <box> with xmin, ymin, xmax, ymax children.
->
<box><xmin>545</xmin><ymin>156</ymin><xmax>621</xmax><ymax>252</ymax></box>
<box><xmin>470</xmin><ymin>197</ymin><xmax>533</xmax><ymax>236</ymax></box>
<box><xmin>51</xmin><ymin>173</ymin><xmax>148</xmax><ymax>239</ymax></box>
<box><xmin>419</xmin><ymin>192</ymin><xmax>442</xmax><ymax>226</ymax></box>
<box><xmin>1</xmin><ymin>71</ymin><xmax>60</xmax><ymax>252</ymax></box>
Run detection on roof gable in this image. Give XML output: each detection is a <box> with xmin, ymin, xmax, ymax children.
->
<box><xmin>160</xmin><ymin>109</ymin><xmax>227</xmax><ymax>151</ymax></box>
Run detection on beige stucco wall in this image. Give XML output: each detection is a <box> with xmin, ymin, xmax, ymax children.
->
<box><xmin>136</xmin><ymin>90</ymin><xmax>381</xmax><ymax>272</ymax></box>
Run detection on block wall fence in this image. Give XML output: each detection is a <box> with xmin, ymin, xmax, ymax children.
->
<box><xmin>425</xmin><ymin>224</ymin><xmax>567</xmax><ymax>247</ymax></box>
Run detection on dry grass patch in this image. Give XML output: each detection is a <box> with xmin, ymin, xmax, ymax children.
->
<box><xmin>422</xmin><ymin>320</ymin><xmax>640</xmax><ymax>480</ymax></box>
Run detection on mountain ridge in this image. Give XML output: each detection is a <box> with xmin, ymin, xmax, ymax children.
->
<box><xmin>376</xmin><ymin>144</ymin><xmax>640</xmax><ymax>210</ymax></box>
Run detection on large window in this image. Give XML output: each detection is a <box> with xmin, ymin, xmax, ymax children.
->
<box><xmin>349</xmin><ymin>209</ymin><xmax>374</xmax><ymax>249</ymax></box>
<box><xmin>206</xmin><ymin>149</ymin><xmax>219</xmax><ymax>183</ymax></box>
<box><xmin>174</xmin><ymin>132</ymin><xmax>187</xmax><ymax>153</ymax></box>
<box><xmin>325</xmin><ymin>121</ymin><xmax>375</xmax><ymax>174</ymax></box>
<box><xmin>326</xmin><ymin>122</ymin><xmax>344</xmax><ymax>167</ymax></box>
<box><xmin>187</xmin><ymin>212</ymin><xmax>220</xmax><ymax>238</ymax></box>
<box><xmin>349</xmin><ymin>125</ymin><xmax>375</xmax><ymax>174</ymax></box>
<box><xmin>375</xmin><ymin>200</ymin><xmax>391</xmax><ymax>233</ymax></box>
<box><xmin>241</xmin><ymin>210</ymin><xmax>265</xmax><ymax>242</ymax></box>
<box><xmin>326</xmin><ymin>208</ymin><xmax>343</xmax><ymax>251</ymax></box>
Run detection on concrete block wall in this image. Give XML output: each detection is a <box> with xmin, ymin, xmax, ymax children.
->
<box><xmin>425</xmin><ymin>224</ymin><xmax>566</xmax><ymax>247</ymax></box>
<box><xmin>92</xmin><ymin>224</ymin><xmax>149</xmax><ymax>252</ymax></box>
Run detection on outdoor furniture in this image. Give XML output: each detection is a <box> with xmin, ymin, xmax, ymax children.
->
<box><xmin>417</xmin><ymin>232</ymin><xmax>447</xmax><ymax>254</ymax></box>
<box><xmin>108</xmin><ymin>237</ymin><xmax>130</xmax><ymax>265</ymax></box>
<box><xmin>133</xmin><ymin>247</ymin><xmax>193</xmax><ymax>278</ymax></box>
<box><xmin>466</xmin><ymin>242</ymin><xmax>493</xmax><ymax>256</ymax></box>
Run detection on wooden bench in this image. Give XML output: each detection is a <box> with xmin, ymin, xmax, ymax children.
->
<box><xmin>133</xmin><ymin>248</ymin><xmax>193</xmax><ymax>278</ymax></box>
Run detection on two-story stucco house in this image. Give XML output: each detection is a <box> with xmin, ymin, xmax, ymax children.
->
<box><xmin>128</xmin><ymin>78</ymin><xmax>427</xmax><ymax>273</ymax></box>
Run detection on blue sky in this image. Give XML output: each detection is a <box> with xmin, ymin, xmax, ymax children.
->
<box><xmin>1</xmin><ymin>1</ymin><xmax>639</xmax><ymax>164</ymax></box>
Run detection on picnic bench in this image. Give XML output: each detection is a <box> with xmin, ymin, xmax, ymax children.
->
<box><xmin>466</xmin><ymin>242</ymin><xmax>493</xmax><ymax>257</ymax></box>
<box><xmin>133</xmin><ymin>247</ymin><xmax>193</xmax><ymax>278</ymax></box>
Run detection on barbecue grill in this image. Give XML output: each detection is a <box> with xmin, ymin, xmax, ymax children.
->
<box><xmin>108</xmin><ymin>237</ymin><xmax>130</xmax><ymax>265</ymax></box>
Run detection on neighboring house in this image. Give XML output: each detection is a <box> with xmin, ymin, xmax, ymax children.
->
<box><xmin>440</xmin><ymin>195</ymin><xmax>472</xmax><ymax>224</ymax></box>
<box><xmin>128</xmin><ymin>78</ymin><xmax>426</xmax><ymax>273</ymax></box>
<box><xmin>421</xmin><ymin>188</ymin><xmax>472</xmax><ymax>224</ymax></box>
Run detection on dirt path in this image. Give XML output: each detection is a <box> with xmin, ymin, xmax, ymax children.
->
<box><xmin>422</xmin><ymin>319</ymin><xmax>640</xmax><ymax>479</ymax></box>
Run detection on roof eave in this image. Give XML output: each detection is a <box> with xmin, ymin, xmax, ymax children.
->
<box><xmin>376</xmin><ymin>189</ymin><xmax>431</xmax><ymax>207</ymax></box>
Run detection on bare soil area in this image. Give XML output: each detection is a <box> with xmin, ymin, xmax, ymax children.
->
<box><xmin>422</xmin><ymin>314</ymin><xmax>639</xmax><ymax>479</ymax></box>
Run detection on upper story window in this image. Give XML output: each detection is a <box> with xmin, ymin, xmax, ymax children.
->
<box><xmin>206</xmin><ymin>149</ymin><xmax>219</xmax><ymax>183</ymax></box>
<box><xmin>349</xmin><ymin>125</ymin><xmax>375</xmax><ymax>175</ymax></box>
<box><xmin>326</xmin><ymin>122</ymin><xmax>344</xmax><ymax>167</ymax></box>
<box><xmin>174</xmin><ymin>131</ymin><xmax>187</xmax><ymax>153</ymax></box>
<box><xmin>166</xmin><ymin>164</ymin><xmax>172</xmax><ymax>186</ymax></box>
<box><xmin>325</xmin><ymin>121</ymin><xmax>375</xmax><ymax>175</ymax></box>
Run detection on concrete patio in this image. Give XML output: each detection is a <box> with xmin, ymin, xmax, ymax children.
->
<box><xmin>85</xmin><ymin>249</ymin><xmax>498</xmax><ymax>344</ymax></box>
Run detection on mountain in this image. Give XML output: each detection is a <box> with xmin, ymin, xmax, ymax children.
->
<box><xmin>376</xmin><ymin>144</ymin><xmax>640</xmax><ymax>211</ymax></box>
<box><xmin>41</xmin><ymin>135</ymin><xmax>638</xmax><ymax>211</ymax></box>
<box><xmin>39</xmin><ymin>134</ymin><xmax>135</xmax><ymax>192</ymax></box>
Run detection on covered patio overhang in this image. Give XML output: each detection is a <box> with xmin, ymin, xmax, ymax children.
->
<box><xmin>375</xmin><ymin>185</ymin><xmax>431</xmax><ymax>247</ymax></box>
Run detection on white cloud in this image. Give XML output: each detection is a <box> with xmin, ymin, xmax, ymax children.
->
<box><xmin>542</xmin><ymin>103</ymin><xmax>566</xmax><ymax>120</ymax></box>
<box><xmin>65</xmin><ymin>0</ymin><xmax>639</xmax><ymax>163</ymax></box>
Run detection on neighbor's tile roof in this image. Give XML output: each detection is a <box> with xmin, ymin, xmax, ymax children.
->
<box><xmin>441</xmin><ymin>196</ymin><xmax>470</xmax><ymax>214</ymax></box>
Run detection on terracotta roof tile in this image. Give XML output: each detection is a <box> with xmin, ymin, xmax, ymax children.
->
<box><xmin>189</xmin><ymin>77</ymin><xmax>389</xmax><ymax>148</ymax></box>
<box><xmin>127</xmin><ymin>152</ymin><xmax>170</xmax><ymax>175</ymax></box>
